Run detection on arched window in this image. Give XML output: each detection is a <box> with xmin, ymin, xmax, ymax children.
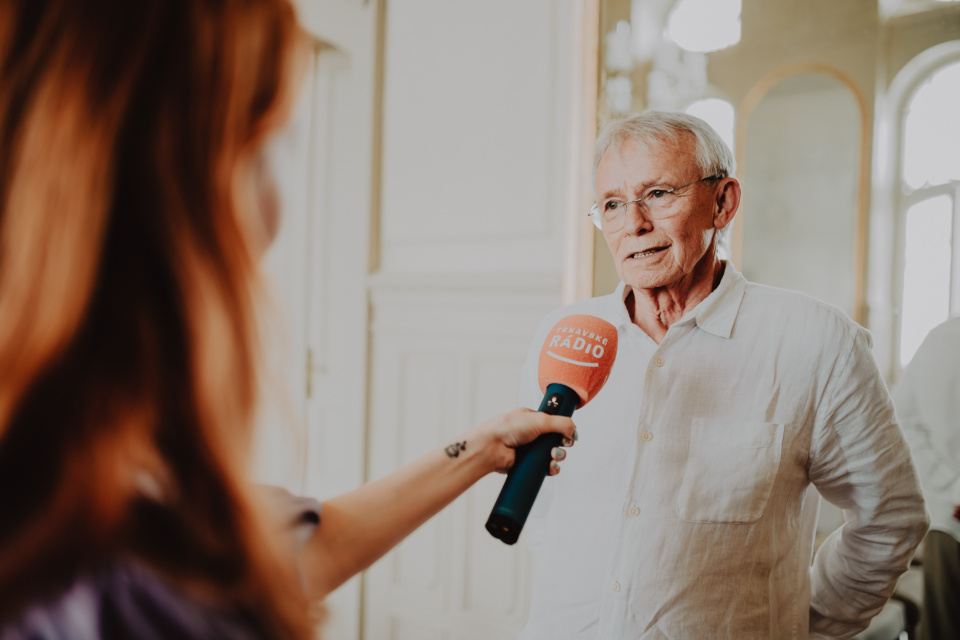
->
<box><xmin>896</xmin><ymin>58</ymin><xmax>960</xmax><ymax>367</ymax></box>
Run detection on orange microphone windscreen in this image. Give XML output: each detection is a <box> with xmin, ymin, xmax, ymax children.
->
<box><xmin>538</xmin><ymin>314</ymin><xmax>618</xmax><ymax>408</ymax></box>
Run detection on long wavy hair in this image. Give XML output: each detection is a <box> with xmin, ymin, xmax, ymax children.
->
<box><xmin>0</xmin><ymin>0</ymin><xmax>313</xmax><ymax>636</ymax></box>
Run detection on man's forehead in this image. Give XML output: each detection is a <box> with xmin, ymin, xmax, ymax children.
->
<box><xmin>597</xmin><ymin>136</ymin><xmax>697</xmax><ymax>185</ymax></box>
<box><xmin>604</xmin><ymin>133</ymin><xmax>691</xmax><ymax>162</ymax></box>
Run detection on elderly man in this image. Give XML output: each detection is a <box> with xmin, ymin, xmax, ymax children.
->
<box><xmin>517</xmin><ymin>111</ymin><xmax>928</xmax><ymax>639</ymax></box>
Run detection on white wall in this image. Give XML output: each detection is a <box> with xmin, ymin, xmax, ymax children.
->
<box><xmin>740</xmin><ymin>74</ymin><xmax>861</xmax><ymax>317</ymax></box>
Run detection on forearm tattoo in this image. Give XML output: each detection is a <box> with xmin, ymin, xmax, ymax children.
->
<box><xmin>444</xmin><ymin>441</ymin><xmax>467</xmax><ymax>458</ymax></box>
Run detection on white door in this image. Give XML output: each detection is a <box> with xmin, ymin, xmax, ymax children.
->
<box><xmin>363</xmin><ymin>1</ymin><xmax>587</xmax><ymax>638</ymax></box>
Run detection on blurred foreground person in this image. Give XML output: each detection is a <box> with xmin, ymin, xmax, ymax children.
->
<box><xmin>0</xmin><ymin>1</ymin><xmax>574</xmax><ymax>638</ymax></box>
<box><xmin>893</xmin><ymin>316</ymin><xmax>960</xmax><ymax>640</ymax></box>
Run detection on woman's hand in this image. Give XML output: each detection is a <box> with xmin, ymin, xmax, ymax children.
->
<box><xmin>306</xmin><ymin>408</ymin><xmax>577</xmax><ymax>597</ymax></box>
<box><xmin>457</xmin><ymin>408</ymin><xmax>577</xmax><ymax>475</ymax></box>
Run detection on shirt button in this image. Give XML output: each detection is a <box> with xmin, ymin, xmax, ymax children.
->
<box><xmin>628</xmin><ymin>506</ymin><xmax>641</xmax><ymax>516</ymax></box>
<box><xmin>653</xmin><ymin>356</ymin><xmax>664</xmax><ymax>367</ymax></box>
<box><xmin>611</xmin><ymin>581</ymin><xmax>621</xmax><ymax>593</ymax></box>
<box><xmin>641</xmin><ymin>432</ymin><xmax>653</xmax><ymax>441</ymax></box>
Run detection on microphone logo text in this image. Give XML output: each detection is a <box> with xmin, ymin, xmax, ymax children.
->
<box><xmin>548</xmin><ymin>332</ymin><xmax>607</xmax><ymax>359</ymax></box>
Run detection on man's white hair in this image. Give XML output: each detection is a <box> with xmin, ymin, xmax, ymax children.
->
<box><xmin>592</xmin><ymin>110</ymin><xmax>737</xmax><ymax>190</ymax></box>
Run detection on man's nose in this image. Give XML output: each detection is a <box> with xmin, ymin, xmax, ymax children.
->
<box><xmin>621</xmin><ymin>200</ymin><xmax>653</xmax><ymax>234</ymax></box>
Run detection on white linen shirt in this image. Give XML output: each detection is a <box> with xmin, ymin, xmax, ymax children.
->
<box><xmin>518</xmin><ymin>262</ymin><xmax>928</xmax><ymax>640</ymax></box>
<box><xmin>892</xmin><ymin>316</ymin><xmax>960</xmax><ymax>543</ymax></box>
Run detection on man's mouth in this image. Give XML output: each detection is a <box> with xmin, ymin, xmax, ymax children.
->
<box><xmin>628</xmin><ymin>247</ymin><xmax>667</xmax><ymax>259</ymax></box>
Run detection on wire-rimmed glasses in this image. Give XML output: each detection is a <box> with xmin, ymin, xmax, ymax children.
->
<box><xmin>588</xmin><ymin>174</ymin><xmax>724</xmax><ymax>231</ymax></box>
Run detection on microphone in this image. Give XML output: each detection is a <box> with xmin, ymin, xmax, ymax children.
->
<box><xmin>485</xmin><ymin>314</ymin><xmax>618</xmax><ymax>544</ymax></box>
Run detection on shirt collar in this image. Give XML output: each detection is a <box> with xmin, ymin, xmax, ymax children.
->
<box><xmin>687</xmin><ymin>260</ymin><xmax>747</xmax><ymax>338</ymax></box>
<box><xmin>611</xmin><ymin>260</ymin><xmax>747</xmax><ymax>339</ymax></box>
<box><xmin>611</xmin><ymin>281</ymin><xmax>635</xmax><ymax>330</ymax></box>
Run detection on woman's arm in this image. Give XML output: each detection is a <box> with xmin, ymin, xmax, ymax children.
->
<box><xmin>300</xmin><ymin>408</ymin><xmax>575</xmax><ymax>599</ymax></box>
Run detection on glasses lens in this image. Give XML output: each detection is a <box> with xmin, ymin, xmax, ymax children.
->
<box><xmin>591</xmin><ymin>177</ymin><xmax>717</xmax><ymax>231</ymax></box>
<box><xmin>602</xmin><ymin>203</ymin><xmax>624</xmax><ymax>232</ymax></box>
<box><xmin>644</xmin><ymin>191</ymin><xmax>678</xmax><ymax>217</ymax></box>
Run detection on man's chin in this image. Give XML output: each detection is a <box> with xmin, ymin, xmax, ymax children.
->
<box><xmin>618</xmin><ymin>265</ymin><xmax>677</xmax><ymax>292</ymax></box>
<box><xmin>623</xmin><ymin>276</ymin><xmax>676</xmax><ymax>292</ymax></box>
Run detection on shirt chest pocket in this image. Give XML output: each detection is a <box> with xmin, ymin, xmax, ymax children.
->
<box><xmin>676</xmin><ymin>419</ymin><xmax>784</xmax><ymax>524</ymax></box>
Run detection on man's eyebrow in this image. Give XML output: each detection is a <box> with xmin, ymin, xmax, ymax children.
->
<box><xmin>598</xmin><ymin>179</ymin><xmax>664</xmax><ymax>201</ymax></box>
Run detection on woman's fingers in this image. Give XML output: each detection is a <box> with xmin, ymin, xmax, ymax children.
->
<box><xmin>472</xmin><ymin>408</ymin><xmax>578</xmax><ymax>474</ymax></box>
<box><xmin>548</xmin><ymin>442</ymin><xmax>575</xmax><ymax>476</ymax></box>
<box><xmin>498</xmin><ymin>408</ymin><xmax>576</xmax><ymax>448</ymax></box>
<box><xmin>541</xmin><ymin>414</ymin><xmax>577</xmax><ymax>442</ymax></box>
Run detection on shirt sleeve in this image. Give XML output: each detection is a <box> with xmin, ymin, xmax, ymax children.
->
<box><xmin>807</xmin><ymin>327</ymin><xmax>930</xmax><ymax>640</ymax></box>
<box><xmin>892</xmin><ymin>334</ymin><xmax>960</xmax><ymax>505</ymax></box>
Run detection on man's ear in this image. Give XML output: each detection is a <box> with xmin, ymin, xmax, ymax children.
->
<box><xmin>714</xmin><ymin>178</ymin><xmax>741</xmax><ymax>230</ymax></box>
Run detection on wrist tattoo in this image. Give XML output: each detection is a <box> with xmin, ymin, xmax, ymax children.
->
<box><xmin>444</xmin><ymin>441</ymin><xmax>467</xmax><ymax>458</ymax></box>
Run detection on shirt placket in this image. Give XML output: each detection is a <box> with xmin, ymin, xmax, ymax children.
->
<box><xmin>598</xmin><ymin>326</ymin><xmax>675</xmax><ymax>638</ymax></box>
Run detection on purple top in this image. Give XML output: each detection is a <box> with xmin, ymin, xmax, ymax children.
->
<box><xmin>0</xmin><ymin>487</ymin><xmax>321</xmax><ymax>640</ymax></box>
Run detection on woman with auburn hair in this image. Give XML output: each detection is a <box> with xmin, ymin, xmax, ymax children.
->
<box><xmin>0</xmin><ymin>0</ymin><xmax>575</xmax><ymax>637</ymax></box>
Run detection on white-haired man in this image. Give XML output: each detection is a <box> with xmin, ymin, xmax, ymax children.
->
<box><xmin>518</xmin><ymin>111</ymin><xmax>928</xmax><ymax>639</ymax></box>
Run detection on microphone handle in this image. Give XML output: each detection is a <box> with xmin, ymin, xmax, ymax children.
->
<box><xmin>485</xmin><ymin>383</ymin><xmax>579</xmax><ymax>545</ymax></box>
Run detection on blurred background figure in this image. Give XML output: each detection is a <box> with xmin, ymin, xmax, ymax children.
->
<box><xmin>893</xmin><ymin>316</ymin><xmax>960</xmax><ymax>640</ymax></box>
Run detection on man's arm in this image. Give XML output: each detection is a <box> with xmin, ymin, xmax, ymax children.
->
<box><xmin>807</xmin><ymin>328</ymin><xmax>929</xmax><ymax>640</ymax></box>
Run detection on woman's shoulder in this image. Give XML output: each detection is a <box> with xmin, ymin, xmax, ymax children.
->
<box><xmin>0</xmin><ymin>562</ymin><xmax>260</xmax><ymax>640</ymax></box>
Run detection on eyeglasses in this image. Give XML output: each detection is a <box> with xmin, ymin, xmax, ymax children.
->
<box><xmin>588</xmin><ymin>174</ymin><xmax>724</xmax><ymax>231</ymax></box>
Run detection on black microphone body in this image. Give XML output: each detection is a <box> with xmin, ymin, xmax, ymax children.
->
<box><xmin>485</xmin><ymin>383</ymin><xmax>580</xmax><ymax>545</ymax></box>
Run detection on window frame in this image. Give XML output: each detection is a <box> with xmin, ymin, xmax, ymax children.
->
<box><xmin>885</xmin><ymin>42</ymin><xmax>960</xmax><ymax>376</ymax></box>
